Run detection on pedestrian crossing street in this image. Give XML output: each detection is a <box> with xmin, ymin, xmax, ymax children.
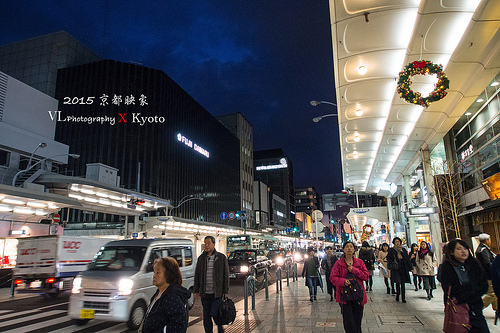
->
<box><xmin>0</xmin><ymin>302</ymin><xmax>200</xmax><ymax>333</ymax></box>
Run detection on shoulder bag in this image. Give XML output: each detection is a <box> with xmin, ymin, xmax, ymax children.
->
<box><xmin>443</xmin><ymin>286</ymin><xmax>471</xmax><ymax>333</ymax></box>
<box><xmin>341</xmin><ymin>271</ymin><xmax>364</xmax><ymax>302</ymax></box>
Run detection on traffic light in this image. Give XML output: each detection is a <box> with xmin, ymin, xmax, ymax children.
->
<box><xmin>330</xmin><ymin>219</ymin><xmax>335</xmax><ymax>224</ymax></box>
<box><xmin>235</xmin><ymin>212</ymin><xmax>240</xmax><ymax>219</ymax></box>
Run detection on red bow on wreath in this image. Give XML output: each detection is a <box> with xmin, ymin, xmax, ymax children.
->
<box><xmin>412</xmin><ymin>60</ymin><xmax>427</xmax><ymax>69</ymax></box>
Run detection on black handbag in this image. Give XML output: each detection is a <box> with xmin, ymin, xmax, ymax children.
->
<box><xmin>387</xmin><ymin>259</ymin><xmax>399</xmax><ymax>270</ymax></box>
<box><xmin>216</xmin><ymin>297</ymin><xmax>236</xmax><ymax>325</ymax></box>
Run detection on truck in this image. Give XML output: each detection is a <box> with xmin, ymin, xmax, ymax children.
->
<box><xmin>13</xmin><ymin>235</ymin><xmax>112</xmax><ymax>298</ymax></box>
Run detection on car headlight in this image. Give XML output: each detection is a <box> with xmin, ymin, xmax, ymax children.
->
<box><xmin>276</xmin><ymin>257</ymin><xmax>284</xmax><ymax>265</ymax></box>
<box><xmin>240</xmin><ymin>266</ymin><xmax>249</xmax><ymax>273</ymax></box>
<box><xmin>294</xmin><ymin>253</ymin><xmax>301</xmax><ymax>261</ymax></box>
<box><xmin>118</xmin><ymin>278</ymin><xmax>134</xmax><ymax>296</ymax></box>
<box><xmin>72</xmin><ymin>276</ymin><xmax>82</xmax><ymax>294</ymax></box>
<box><xmin>304</xmin><ymin>254</ymin><xmax>309</xmax><ymax>259</ymax></box>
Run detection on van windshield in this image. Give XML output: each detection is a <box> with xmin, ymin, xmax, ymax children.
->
<box><xmin>88</xmin><ymin>246</ymin><xmax>147</xmax><ymax>271</ymax></box>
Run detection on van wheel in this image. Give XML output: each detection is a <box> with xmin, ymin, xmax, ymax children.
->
<box><xmin>72</xmin><ymin>319</ymin><xmax>90</xmax><ymax>326</ymax></box>
<box><xmin>127</xmin><ymin>300</ymin><xmax>147</xmax><ymax>330</ymax></box>
<box><xmin>187</xmin><ymin>287</ymin><xmax>194</xmax><ymax>310</ymax></box>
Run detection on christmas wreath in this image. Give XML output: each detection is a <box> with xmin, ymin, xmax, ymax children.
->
<box><xmin>397</xmin><ymin>60</ymin><xmax>449</xmax><ymax>108</ymax></box>
<box><xmin>362</xmin><ymin>224</ymin><xmax>373</xmax><ymax>234</ymax></box>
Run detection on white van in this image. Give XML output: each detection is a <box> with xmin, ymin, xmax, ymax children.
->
<box><xmin>68</xmin><ymin>238</ymin><xmax>195</xmax><ymax>330</ymax></box>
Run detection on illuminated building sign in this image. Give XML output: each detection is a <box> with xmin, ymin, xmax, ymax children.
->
<box><xmin>460</xmin><ymin>144</ymin><xmax>473</xmax><ymax>161</ymax></box>
<box><xmin>177</xmin><ymin>133</ymin><xmax>210</xmax><ymax>158</ymax></box>
<box><xmin>256</xmin><ymin>158</ymin><xmax>288</xmax><ymax>171</ymax></box>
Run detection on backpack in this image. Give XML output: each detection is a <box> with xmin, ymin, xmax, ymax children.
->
<box><xmin>217</xmin><ymin>297</ymin><xmax>236</xmax><ymax>325</ymax></box>
<box><xmin>341</xmin><ymin>272</ymin><xmax>364</xmax><ymax>302</ymax></box>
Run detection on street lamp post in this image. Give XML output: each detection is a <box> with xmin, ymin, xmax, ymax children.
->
<box><xmin>312</xmin><ymin>114</ymin><xmax>338</xmax><ymax>123</ymax></box>
<box><xmin>310</xmin><ymin>100</ymin><xmax>337</xmax><ymax>107</ymax></box>
<box><xmin>28</xmin><ymin>143</ymin><xmax>47</xmax><ymax>168</ymax></box>
<box><xmin>12</xmin><ymin>153</ymin><xmax>80</xmax><ymax>187</ymax></box>
<box><xmin>168</xmin><ymin>195</ymin><xmax>204</xmax><ymax>216</ymax></box>
<box><xmin>310</xmin><ymin>100</ymin><xmax>338</xmax><ymax>122</ymax></box>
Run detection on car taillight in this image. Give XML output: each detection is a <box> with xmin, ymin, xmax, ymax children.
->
<box><xmin>14</xmin><ymin>279</ymin><xmax>23</xmax><ymax>285</ymax></box>
<box><xmin>46</xmin><ymin>278</ymin><xmax>55</xmax><ymax>284</ymax></box>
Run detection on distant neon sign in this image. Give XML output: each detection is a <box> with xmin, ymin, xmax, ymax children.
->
<box><xmin>177</xmin><ymin>133</ymin><xmax>210</xmax><ymax>158</ymax></box>
<box><xmin>256</xmin><ymin>158</ymin><xmax>288</xmax><ymax>171</ymax></box>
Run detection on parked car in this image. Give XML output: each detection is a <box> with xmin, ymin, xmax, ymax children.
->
<box><xmin>267</xmin><ymin>249</ymin><xmax>292</xmax><ymax>268</ymax></box>
<box><xmin>228</xmin><ymin>249</ymin><xmax>271</xmax><ymax>279</ymax></box>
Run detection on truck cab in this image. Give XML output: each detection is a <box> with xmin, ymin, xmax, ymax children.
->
<box><xmin>68</xmin><ymin>238</ymin><xmax>195</xmax><ymax>330</ymax></box>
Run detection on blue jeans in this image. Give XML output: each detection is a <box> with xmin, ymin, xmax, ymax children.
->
<box><xmin>201</xmin><ymin>294</ymin><xmax>224</xmax><ymax>333</ymax></box>
<box><xmin>307</xmin><ymin>276</ymin><xmax>319</xmax><ymax>297</ymax></box>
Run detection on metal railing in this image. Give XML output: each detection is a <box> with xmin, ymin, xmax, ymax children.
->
<box><xmin>275</xmin><ymin>266</ymin><xmax>283</xmax><ymax>294</ymax></box>
<box><xmin>244</xmin><ymin>274</ymin><xmax>256</xmax><ymax>315</ymax></box>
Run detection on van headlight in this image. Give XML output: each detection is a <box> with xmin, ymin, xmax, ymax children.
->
<box><xmin>118</xmin><ymin>278</ymin><xmax>134</xmax><ymax>296</ymax></box>
<box><xmin>240</xmin><ymin>266</ymin><xmax>249</xmax><ymax>273</ymax></box>
<box><xmin>72</xmin><ymin>276</ymin><xmax>82</xmax><ymax>294</ymax></box>
<box><xmin>276</xmin><ymin>256</ymin><xmax>284</xmax><ymax>265</ymax></box>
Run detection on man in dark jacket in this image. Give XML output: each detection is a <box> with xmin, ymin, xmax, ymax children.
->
<box><xmin>476</xmin><ymin>233</ymin><xmax>497</xmax><ymax>312</ymax></box>
<box><xmin>194</xmin><ymin>236</ymin><xmax>229</xmax><ymax>333</ymax></box>
<box><xmin>321</xmin><ymin>246</ymin><xmax>337</xmax><ymax>301</ymax></box>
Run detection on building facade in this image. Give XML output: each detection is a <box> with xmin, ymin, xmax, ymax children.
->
<box><xmin>54</xmin><ymin>59</ymin><xmax>241</xmax><ymax>225</ymax></box>
<box><xmin>216</xmin><ymin>113</ymin><xmax>255</xmax><ymax>229</ymax></box>
<box><xmin>0</xmin><ymin>31</ymin><xmax>100</xmax><ymax>97</ymax></box>
<box><xmin>295</xmin><ymin>187</ymin><xmax>319</xmax><ymax>216</ymax></box>
<box><xmin>254</xmin><ymin>149</ymin><xmax>295</xmax><ymax>227</ymax></box>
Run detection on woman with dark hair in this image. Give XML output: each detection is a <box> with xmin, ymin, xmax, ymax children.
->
<box><xmin>140</xmin><ymin>257</ymin><xmax>191</xmax><ymax>333</ymax></box>
<box><xmin>409</xmin><ymin>243</ymin><xmax>421</xmax><ymax>291</ymax></box>
<box><xmin>302</xmin><ymin>246</ymin><xmax>320</xmax><ymax>302</ymax></box>
<box><xmin>387</xmin><ymin>237</ymin><xmax>412</xmax><ymax>303</ymax></box>
<box><xmin>416</xmin><ymin>241</ymin><xmax>437</xmax><ymax>300</ymax></box>
<box><xmin>377</xmin><ymin>243</ymin><xmax>394</xmax><ymax>294</ymax></box>
<box><xmin>438</xmin><ymin>239</ymin><xmax>489</xmax><ymax>332</ymax></box>
<box><xmin>358</xmin><ymin>241</ymin><xmax>375</xmax><ymax>291</ymax></box>
<box><xmin>331</xmin><ymin>241</ymin><xmax>369</xmax><ymax>333</ymax></box>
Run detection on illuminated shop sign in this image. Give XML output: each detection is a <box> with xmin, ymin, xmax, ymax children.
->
<box><xmin>256</xmin><ymin>158</ymin><xmax>288</xmax><ymax>171</ymax></box>
<box><xmin>177</xmin><ymin>133</ymin><xmax>210</xmax><ymax>158</ymax></box>
<box><xmin>460</xmin><ymin>144</ymin><xmax>473</xmax><ymax>161</ymax></box>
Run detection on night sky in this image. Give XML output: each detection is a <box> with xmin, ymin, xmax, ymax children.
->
<box><xmin>0</xmin><ymin>1</ymin><xmax>342</xmax><ymax>195</ymax></box>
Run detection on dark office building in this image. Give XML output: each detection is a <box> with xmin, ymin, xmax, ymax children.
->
<box><xmin>295</xmin><ymin>187</ymin><xmax>320</xmax><ymax>216</ymax></box>
<box><xmin>254</xmin><ymin>149</ymin><xmax>295</xmax><ymax>227</ymax></box>
<box><xmin>55</xmin><ymin>59</ymin><xmax>240</xmax><ymax>223</ymax></box>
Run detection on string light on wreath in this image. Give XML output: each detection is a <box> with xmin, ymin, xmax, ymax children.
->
<box><xmin>360</xmin><ymin>224</ymin><xmax>374</xmax><ymax>242</ymax></box>
<box><xmin>397</xmin><ymin>60</ymin><xmax>450</xmax><ymax>108</ymax></box>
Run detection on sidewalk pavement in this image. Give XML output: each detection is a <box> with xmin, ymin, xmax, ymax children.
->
<box><xmin>188</xmin><ymin>270</ymin><xmax>500</xmax><ymax>333</ymax></box>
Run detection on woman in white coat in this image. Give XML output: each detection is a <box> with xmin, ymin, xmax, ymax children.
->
<box><xmin>415</xmin><ymin>241</ymin><xmax>437</xmax><ymax>300</ymax></box>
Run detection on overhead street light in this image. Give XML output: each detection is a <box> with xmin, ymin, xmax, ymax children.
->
<box><xmin>12</xmin><ymin>153</ymin><xmax>80</xmax><ymax>187</ymax></box>
<box><xmin>310</xmin><ymin>100</ymin><xmax>337</xmax><ymax>107</ymax></box>
<box><xmin>168</xmin><ymin>194</ymin><xmax>204</xmax><ymax>216</ymax></box>
<box><xmin>28</xmin><ymin>143</ymin><xmax>47</xmax><ymax>168</ymax></box>
<box><xmin>312</xmin><ymin>114</ymin><xmax>338</xmax><ymax>123</ymax></box>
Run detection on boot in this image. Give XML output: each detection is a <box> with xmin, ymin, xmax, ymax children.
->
<box><xmin>310</xmin><ymin>296</ymin><xmax>313</xmax><ymax>302</ymax></box>
<box><xmin>396</xmin><ymin>294</ymin><xmax>400</xmax><ymax>302</ymax></box>
<box><xmin>330</xmin><ymin>295</ymin><xmax>333</xmax><ymax>301</ymax></box>
<box><xmin>426</xmin><ymin>290</ymin><xmax>431</xmax><ymax>300</ymax></box>
<box><xmin>387</xmin><ymin>287</ymin><xmax>391</xmax><ymax>294</ymax></box>
<box><xmin>391</xmin><ymin>288</ymin><xmax>396</xmax><ymax>295</ymax></box>
<box><xmin>430</xmin><ymin>290</ymin><xmax>434</xmax><ymax>298</ymax></box>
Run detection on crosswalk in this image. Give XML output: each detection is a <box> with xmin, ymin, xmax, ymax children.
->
<box><xmin>0</xmin><ymin>302</ymin><xmax>200</xmax><ymax>332</ymax></box>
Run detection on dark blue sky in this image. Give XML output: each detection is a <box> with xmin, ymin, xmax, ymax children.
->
<box><xmin>0</xmin><ymin>0</ymin><xmax>342</xmax><ymax>195</ymax></box>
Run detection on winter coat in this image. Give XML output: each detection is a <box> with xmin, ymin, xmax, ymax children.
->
<box><xmin>377</xmin><ymin>251</ymin><xmax>390</xmax><ymax>278</ymax></box>
<box><xmin>330</xmin><ymin>256</ymin><xmax>369</xmax><ymax>305</ymax></box>
<box><xmin>387</xmin><ymin>247</ymin><xmax>412</xmax><ymax>284</ymax></box>
<box><xmin>194</xmin><ymin>249</ymin><xmax>229</xmax><ymax>298</ymax></box>
<box><xmin>358</xmin><ymin>246</ymin><xmax>375</xmax><ymax>271</ymax></box>
<box><xmin>302</xmin><ymin>256</ymin><xmax>320</xmax><ymax>287</ymax></box>
<box><xmin>416</xmin><ymin>251</ymin><xmax>436</xmax><ymax>276</ymax></box>
<box><xmin>438</xmin><ymin>257</ymin><xmax>488</xmax><ymax>312</ymax></box>
<box><xmin>475</xmin><ymin>243</ymin><xmax>496</xmax><ymax>280</ymax></box>
<box><xmin>141</xmin><ymin>284</ymin><xmax>190</xmax><ymax>333</ymax></box>
<box><xmin>321</xmin><ymin>254</ymin><xmax>338</xmax><ymax>277</ymax></box>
